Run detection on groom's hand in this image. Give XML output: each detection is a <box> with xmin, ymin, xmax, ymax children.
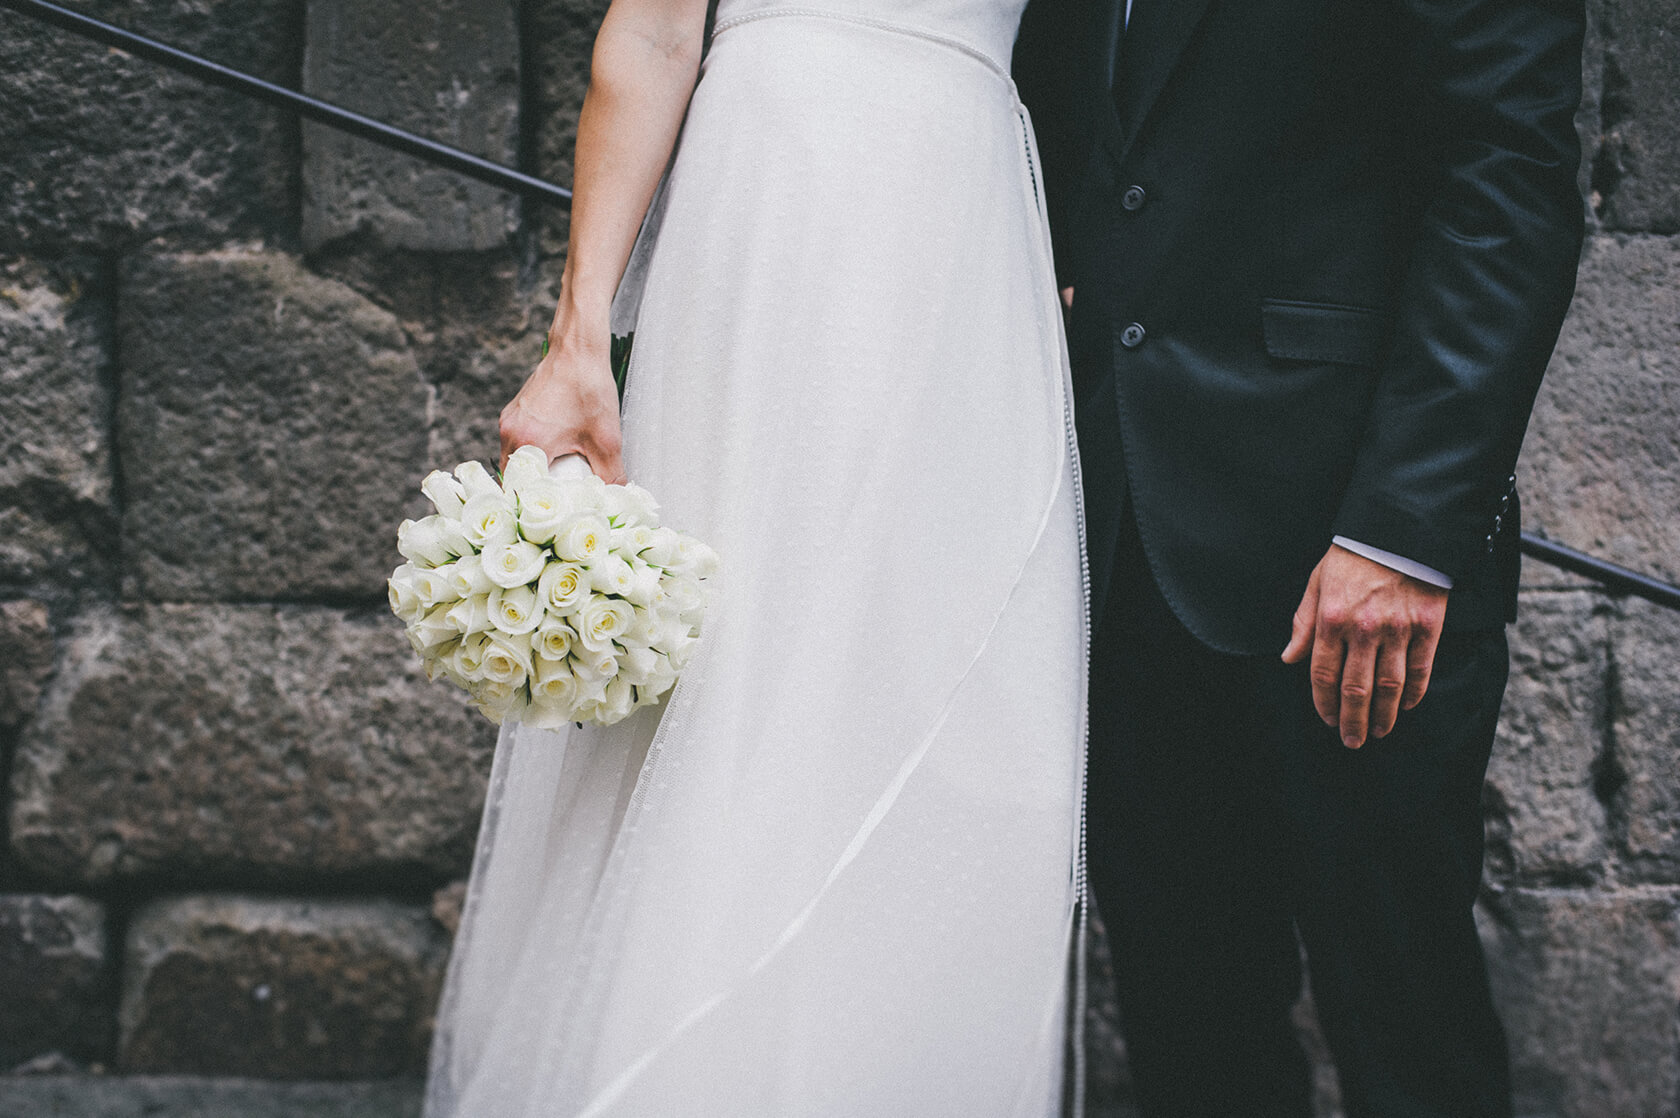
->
<box><xmin>1281</xmin><ymin>545</ymin><xmax>1448</xmax><ymax>749</ymax></box>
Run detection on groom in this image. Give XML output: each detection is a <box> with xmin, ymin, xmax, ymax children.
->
<box><xmin>1014</xmin><ymin>2</ymin><xmax>1585</xmax><ymax>1115</ymax></box>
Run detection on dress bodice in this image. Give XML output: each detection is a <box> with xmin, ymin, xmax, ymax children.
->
<box><xmin>712</xmin><ymin>0</ymin><xmax>1028</xmax><ymax>72</ymax></box>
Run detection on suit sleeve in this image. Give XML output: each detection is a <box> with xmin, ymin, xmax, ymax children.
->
<box><xmin>1330</xmin><ymin>0</ymin><xmax>1587</xmax><ymax>581</ymax></box>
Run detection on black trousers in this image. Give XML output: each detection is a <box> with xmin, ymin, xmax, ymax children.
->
<box><xmin>1086</xmin><ymin>501</ymin><xmax>1514</xmax><ymax>1118</ymax></box>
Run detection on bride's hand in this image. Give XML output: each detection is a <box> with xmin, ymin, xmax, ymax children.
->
<box><xmin>497</xmin><ymin>340</ymin><xmax>627</xmax><ymax>484</ymax></box>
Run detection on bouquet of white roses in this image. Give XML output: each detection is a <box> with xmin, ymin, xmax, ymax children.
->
<box><xmin>388</xmin><ymin>445</ymin><xmax>717</xmax><ymax>728</ymax></box>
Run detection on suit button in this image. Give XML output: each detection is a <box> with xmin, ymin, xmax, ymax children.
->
<box><xmin>1120</xmin><ymin>322</ymin><xmax>1147</xmax><ymax>348</ymax></box>
<box><xmin>1121</xmin><ymin>185</ymin><xmax>1148</xmax><ymax>211</ymax></box>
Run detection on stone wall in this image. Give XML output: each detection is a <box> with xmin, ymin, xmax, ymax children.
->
<box><xmin>0</xmin><ymin>2</ymin><xmax>1674</xmax><ymax>1117</ymax></box>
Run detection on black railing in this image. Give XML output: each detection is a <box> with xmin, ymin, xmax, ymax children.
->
<box><xmin>0</xmin><ymin>0</ymin><xmax>571</xmax><ymax>208</ymax></box>
<box><xmin>7</xmin><ymin>0</ymin><xmax>1679</xmax><ymax>614</ymax></box>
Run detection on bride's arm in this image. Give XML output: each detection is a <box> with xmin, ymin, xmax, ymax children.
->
<box><xmin>498</xmin><ymin>0</ymin><xmax>710</xmax><ymax>480</ymax></box>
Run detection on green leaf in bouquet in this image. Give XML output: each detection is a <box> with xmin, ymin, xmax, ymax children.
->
<box><xmin>611</xmin><ymin>332</ymin><xmax>634</xmax><ymax>400</ymax></box>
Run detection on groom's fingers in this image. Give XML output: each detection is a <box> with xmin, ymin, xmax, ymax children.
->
<box><xmin>1337</xmin><ymin>631</ymin><xmax>1379</xmax><ymax>749</ymax></box>
<box><xmin>1369</xmin><ymin>638</ymin><xmax>1409</xmax><ymax>738</ymax></box>
<box><xmin>1402</xmin><ymin>626</ymin><xmax>1442</xmax><ymax>711</ymax></box>
<box><xmin>1307</xmin><ymin>622</ymin><xmax>1346</xmax><ymax>730</ymax></box>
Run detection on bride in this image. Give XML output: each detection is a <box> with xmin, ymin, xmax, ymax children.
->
<box><xmin>421</xmin><ymin>0</ymin><xmax>1089</xmax><ymax>1114</ymax></box>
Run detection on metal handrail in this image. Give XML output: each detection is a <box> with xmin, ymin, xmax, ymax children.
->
<box><xmin>1519</xmin><ymin>534</ymin><xmax>1680</xmax><ymax>611</ymax></box>
<box><xmin>7</xmin><ymin>0</ymin><xmax>1680</xmax><ymax>613</ymax></box>
<box><xmin>0</xmin><ymin>0</ymin><xmax>571</xmax><ymax>207</ymax></box>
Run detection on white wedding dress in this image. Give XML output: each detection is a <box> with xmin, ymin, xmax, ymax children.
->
<box><xmin>422</xmin><ymin>1</ymin><xmax>1089</xmax><ymax>1114</ymax></box>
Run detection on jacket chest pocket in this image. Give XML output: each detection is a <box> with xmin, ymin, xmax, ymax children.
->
<box><xmin>1260</xmin><ymin>298</ymin><xmax>1392</xmax><ymax>367</ymax></box>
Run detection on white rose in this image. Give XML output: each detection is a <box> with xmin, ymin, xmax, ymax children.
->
<box><xmin>588</xmin><ymin>554</ymin><xmax>636</xmax><ymax>598</ymax></box>
<box><xmin>602</xmin><ymin>482</ymin><xmax>659</xmax><ymax>528</ymax></box>
<box><xmin>482</xmin><ymin>539</ymin><xmax>548</xmax><ymax>589</ymax></box>
<box><xmin>554</xmin><ymin>514</ymin><xmax>610</xmax><ymax>563</ymax></box>
<box><xmin>622</xmin><ymin>560</ymin><xmax>662</xmax><ymax>608</ymax></box>
<box><xmin>454</xmin><ymin>459</ymin><xmax>504</xmax><ymax>501</ymax></box>
<box><xmin>529</xmin><ymin>655</ymin><xmax>579</xmax><ymax>709</ymax></box>
<box><xmin>413</xmin><ymin>564</ymin><xmax>463</xmax><ymax>609</ymax></box>
<box><xmin>533</xmin><ymin>618</ymin><xmax>577</xmax><ymax>661</ymax></box>
<box><xmin>665</xmin><ymin>574</ymin><xmax>704</xmax><ymax>618</ymax></box>
<box><xmin>642</xmin><ymin>526</ymin><xmax>682</xmax><ymax>567</ymax></box>
<box><xmin>614</xmin><ymin>523</ymin><xmax>656</xmax><ymax>559</ymax></box>
<box><xmin>622</xmin><ymin>603</ymin><xmax>661</xmax><ymax>646</ymax></box>
<box><xmin>515</xmin><ymin>477</ymin><xmax>573</xmax><ymax>545</ymax></box>
<box><xmin>617</xmin><ymin>645</ymin><xmax>663</xmax><ymax>686</ymax></box>
<box><xmin>576</xmin><ymin>597</ymin><xmax>636</xmax><ymax>652</ymax></box>
<box><xmin>471</xmin><ymin>678</ymin><xmax>520</xmax><ymax>722</ymax></box>
<box><xmin>536</xmin><ymin>561</ymin><xmax>589</xmax><ymax>615</ymax></box>
<box><xmin>522</xmin><ymin>697</ymin><xmax>577</xmax><ymax>731</ymax></box>
<box><xmin>434</xmin><ymin>518</ymin><xmax>472</xmax><ymax>559</ymax></box>
<box><xmin>690</xmin><ymin>539</ymin><xmax>720</xmax><ymax>579</ymax></box>
<box><xmin>446</xmin><ymin>592</ymin><xmax>494</xmax><ymax>635</ymax></box>
<box><xmin>407</xmin><ymin>603</ymin><xmax>459</xmax><ymax>652</ymax></box>
<box><xmin>501</xmin><ymin>444</ymin><xmax>550</xmax><ymax>498</ymax></box>
<box><xmin>599</xmin><ymin>677</ymin><xmax>637</xmax><ymax>724</ymax></box>
<box><xmin>459</xmin><ymin>494</ymin><xmax>518</xmax><ymax>550</ymax></box>
<box><xmin>387</xmin><ymin>564</ymin><xmax>426</xmax><ymax>623</ymax></box>
<box><xmin>570</xmin><ymin>646</ymin><xmax>617</xmax><ymax>693</ymax></box>
<box><xmin>450</xmin><ymin>632</ymin><xmax>491</xmax><ymax>680</ymax></box>
<box><xmin>671</xmin><ymin>536</ymin><xmax>720</xmax><ymax>580</ymax></box>
<box><xmin>447</xmin><ymin>552</ymin><xmax>496</xmax><ymax>598</ymax></box>
<box><xmin>421</xmin><ymin>469</ymin><xmax>466</xmax><ymax>517</ymax></box>
<box><xmin>397</xmin><ymin>517</ymin><xmax>453</xmax><ymax>568</ymax></box>
<box><xmin>487</xmin><ymin>583</ymin><xmax>545</xmax><ymax>635</ymax></box>
<box><xmin>480</xmin><ymin>631</ymin><xmax>534</xmax><ymax>686</ymax></box>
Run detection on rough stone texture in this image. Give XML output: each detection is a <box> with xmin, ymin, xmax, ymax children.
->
<box><xmin>301</xmin><ymin>0</ymin><xmax>520</xmax><ymax>252</ymax></box>
<box><xmin>7</xmin><ymin>604</ymin><xmax>495</xmax><ymax>887</ymax></box>
<box><xmin>1480</xmin><ymin>887</ymin><xmax>1680</xmax><ymax>1118</ymax></box>
<box><xmin>530</xmin><ymin>0</ymin><xmax>612</xmax><ymax>256</ymax></box>
<box><xmin>302</xmin><ymin>246</ymin><xmax>548</xmax><ymax>472</ymax></box>
<box><xmin>0</xmin><ymin>601</ymin><xmax>54</xmax><ymax>737</ymax></box>
<box><xmin>116</xmin><ymin>248</ymin><xmax>429</xmax><ymax>602</ymax></box>
<box><xmin>117</xmin><ymin>895</ymin><xmax>444</xmax><ymax>1079</ymax></box>
<box><xmin>1609</xmin><ymin>599</ymin><xmax>1680</xmax><ymax>882</ymax></box>
<box><xmin>1484</xmin><ymin>591</ymin><xmax>1613</xmax><ymax>885</ymax></box>
<box><xmin>0</xmin><ymin>260</ymin><xmax>114</xmax><ymax>587</ymax></box>
<box><xmin>0</xmin><ymin>896</ymin><xmax>110</xmax><ymax>1071</ymax></box>
<box><xmin>0</xmin><ymin>1</ymin><xmax>299</xmax><ymax>256</ymax></box>
<box><xmin>1519</xmin><ymin>235</ymin><xmax>1680</xmax><ymax>583</ymax></box>
<box><xmin>0</xmin><ymin>1075</ymin><xmax>420</xmax><ymax>1118</ymax></box>
<box><xmin>1594</xmin><ymin>0</ymin><xmax>1680</xmax><ymax>231</ymax></box>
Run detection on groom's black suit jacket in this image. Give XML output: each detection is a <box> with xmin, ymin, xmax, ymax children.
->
<box><xmin>1014</xmin><ymin>0</ymin><xmax>1586</xmax><ymax>655</ymax></box>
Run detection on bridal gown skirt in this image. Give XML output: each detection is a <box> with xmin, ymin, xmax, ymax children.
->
<box><xmin>422</xmin><ymin>4</ymin><xmax>1089</xmax><ymax>1115</ymax></box>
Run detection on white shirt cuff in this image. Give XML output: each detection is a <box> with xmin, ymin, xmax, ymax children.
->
<box><xmin>1331</xmin><ymin>536</ymin><xmax>1454</xmax><ymax>590</ymax></box>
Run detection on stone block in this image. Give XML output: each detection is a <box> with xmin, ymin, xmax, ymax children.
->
<box><xmin>0</xmin><ymin>1076</ymin><xmax>421</xmax><ymax>1118</ymax></box>
<box><xmin>0</xmin><ymin>260</ymin><xmax>114</xmax><ymax>586</ymax></box>
<box><xmin>0</xmin><ymin>600</ymin><xmax>54</xmax><ymax>736</ymax></box>
<box><xmin>529</xmin><ymin>0</ymin><xmax>611</xmax><ymax>255</ymax></box>
<box><xmin>7</xmin><ymin>603</ymin><xmax>495</xmax><ymax>886</ymax></box>
<box><xmin>1609</xmin><ymin>599</ymin><xmax>1680</xmax><ymax>881</ymax></box>
<box><xmin>117</xmin><ymin>248</ymin><xmax>429</xmax><ymax>601</ymax></box>
<box><xmin>1479</xmin><ymin>887</ymin><xmax>1680</xmax><ymax>1118</ymax></box>
<box><xmin>1594</xmin><ymin>0</ymin><xmax>1680</xmax><ymax>231</ymax></box>
<box><xmin>0</xmin><ymin>895</ymin><xmax>110</xmax><ymax>1071</ymax></box>
<box><xmin>1484</xmin><ymin>591</ymin><xmax>1613</xmax><ymax>885</ymax></box>
<box><xmin>1519</xmin><ymin>234</ymin><xmax>1680</xmax><ymax>583</ymax></box>
<box><xmin>117</xmin><ymin>895</ymin><xmax>445</xmax><ymax>1079</ymax></box>
<box><xmin>302</xmin><ymin>246</ymin><xmax>548</xmax><ymax>472</ymax></box>
<box><xmin>301</xmin><ymin>0</ymin><xmax>520</xmax><ymax>252</ymax></box>
<box><xmin>0</xmin><ymin>1</ymin><xmax>298</xmax><ymax>255</ymax></box>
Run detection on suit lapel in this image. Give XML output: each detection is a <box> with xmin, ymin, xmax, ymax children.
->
<box><xmin>1113</xmin><ymin>0</ymin><xmax>1214</xmax><ymax>159</ymax></box>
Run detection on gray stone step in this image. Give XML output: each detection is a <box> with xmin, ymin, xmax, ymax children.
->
<box><xmin>0</xmin><ymin>1076</ymin><xmax>420</xmax><ymax>1118</ymax></box>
